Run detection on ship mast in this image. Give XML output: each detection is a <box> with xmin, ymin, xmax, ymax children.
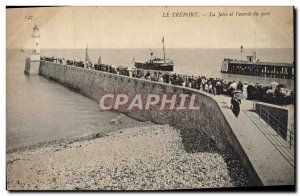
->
<box><xmin>85</xmin><ymin>44</ymin><xmax>91</xmax><ymax>68</ymax></box>
<box><xmin>253</xmin><ymin>31</ymin><xmax>257</xmax><ymax>63</ymax></box>
<box><xmin>162</xmin><ymin>36</ymin><xmax>166</xmax><ymax>62</ymax></box>
<box><xmin>255</xmin><ymin>31</ymin><xmax>256</xmax><ymax>52</ymax></box>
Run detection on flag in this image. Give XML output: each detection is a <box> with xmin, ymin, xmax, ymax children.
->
<box><xmin>162</xmin><ymin>36</ymin><xmax>164</xmax><ymax>43</ymax></box>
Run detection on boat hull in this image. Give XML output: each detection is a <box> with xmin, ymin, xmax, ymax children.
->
<box><xmin>135</xmin><ymin>62</ymin><xmax>173</xmax><ymax>71</ymax></box>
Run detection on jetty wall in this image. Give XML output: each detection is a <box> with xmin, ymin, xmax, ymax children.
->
<box><xmin>24</xmin><ymin>59</ymin><xmax>40</xmax><ymax>75</ymax></box>
<box><xmin>39</xmin><ymin>61</ymin><xmax>262</xmax><ymax>185</ymax></box>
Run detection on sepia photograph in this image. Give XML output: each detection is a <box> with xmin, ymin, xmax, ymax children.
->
<box><xmin>6</xmin><ymin>6</ymin><xmax>295</xmax><ymax>191</ymax></box>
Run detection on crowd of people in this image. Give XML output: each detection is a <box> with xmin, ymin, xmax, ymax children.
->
<box><xmin>41</xmin><ymin>56</ymin><xmax>85</xmax><ymax>68</ymax></box>
<box><xmin>41</xmin><ymin>56</ymin><xmax>294</xmax><ymax>106</ymax></box>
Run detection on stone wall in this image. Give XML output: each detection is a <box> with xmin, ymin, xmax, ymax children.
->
<box><xmin>39</xmin><ymin>61</ymin><xmax>236</xmax><ymax>149</ymax></box>
<box><xmin>39</xmin><ymin>61</ymin><xmax>263</xmax><ymax>185</ymax></box>
<box><xmin>24</xmin><ymin>59</ymin><xmax>40</xmax><ymax>75</ymax></box>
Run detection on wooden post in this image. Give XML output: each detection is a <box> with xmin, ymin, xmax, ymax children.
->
<box><xmin>264</xmin><ymin>66</ymin><xmax>266</xmax><ymax>77</ymax></box>
<box><xmin>277</xmin><ymin>108</ymin><xmax>279</xmax><ymax>136</ymax></box>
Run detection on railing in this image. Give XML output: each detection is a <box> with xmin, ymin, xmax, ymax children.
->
<box><xmin>253</xmin><ymin>101</ymin><xmax>294</xmax><ymax>149</ymax></box>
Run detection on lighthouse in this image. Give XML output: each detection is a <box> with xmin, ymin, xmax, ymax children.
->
<box><xmin>31</xmin><ymin>25</ymin><xmax>40</xmax><ymax>60</ymax></box>
<box><xmin>24</xmin><ymin>25</ymin><xmax>41</xmax><ymax>75</ymax></box>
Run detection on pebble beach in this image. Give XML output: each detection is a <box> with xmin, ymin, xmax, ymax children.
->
<box><xmin>7</xmin><ymin>123</ymin><xmax>250</xmax><ymax>190</ymax></box>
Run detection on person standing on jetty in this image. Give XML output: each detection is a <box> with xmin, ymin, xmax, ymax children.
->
<box><xmin>230</xmin><ymin>90</ymin><xmax>242</xmax><ymax>118</ymax></box>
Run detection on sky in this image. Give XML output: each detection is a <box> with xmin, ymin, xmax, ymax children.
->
<box><xmin>6</xmin><ymin>6</ymin><xmax>294</xmax><ymax>49</ymax></box>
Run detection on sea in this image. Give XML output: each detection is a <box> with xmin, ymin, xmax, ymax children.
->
<box><xmin>6</xmin><ymin>48</ymin><xmax>294</xmax><ymax>149</ymax></box>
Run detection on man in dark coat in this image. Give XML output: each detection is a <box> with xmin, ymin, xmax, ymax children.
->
<box><xmin>247</xmin><ymin>83</ymin><xmax>255</xmax><ymax>100</ymax></box>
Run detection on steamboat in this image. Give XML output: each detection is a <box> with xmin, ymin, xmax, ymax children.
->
<box><xmin>134</xmin><ymin>37</ymin><xmax>174</xmax><ymax>72</ymax></box>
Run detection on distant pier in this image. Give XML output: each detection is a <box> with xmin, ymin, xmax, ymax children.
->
<box><xmin>221</xmin><ymin>52</ymin><xmax>294</xmax><ymax>79</ymax></box>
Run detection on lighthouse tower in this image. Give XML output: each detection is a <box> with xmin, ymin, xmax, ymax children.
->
<box><xmin>31</xmin><ymin>25</ymin><xmax>40</xmax><ymax>60</ymax></box>
<box><xmin>24</xmin><ymin>25</ymin><xmax>41</xmax><ymax>75</ymax></box>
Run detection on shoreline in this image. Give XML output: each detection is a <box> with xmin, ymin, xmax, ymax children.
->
<box><xmin>7</xmin><ymin>123</ymin><xmax>251</xmax><ymax>190</ymax></box>
<box><xmin>6</xmin><ymin>120</ymin><xmax>149</xmax><ymax>154</ymax></box>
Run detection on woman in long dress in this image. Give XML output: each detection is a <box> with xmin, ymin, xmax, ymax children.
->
<box><xmin>231</xmin><ymin>96</ymin><xmax>241</xmax><ymax>117</ymax></box>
